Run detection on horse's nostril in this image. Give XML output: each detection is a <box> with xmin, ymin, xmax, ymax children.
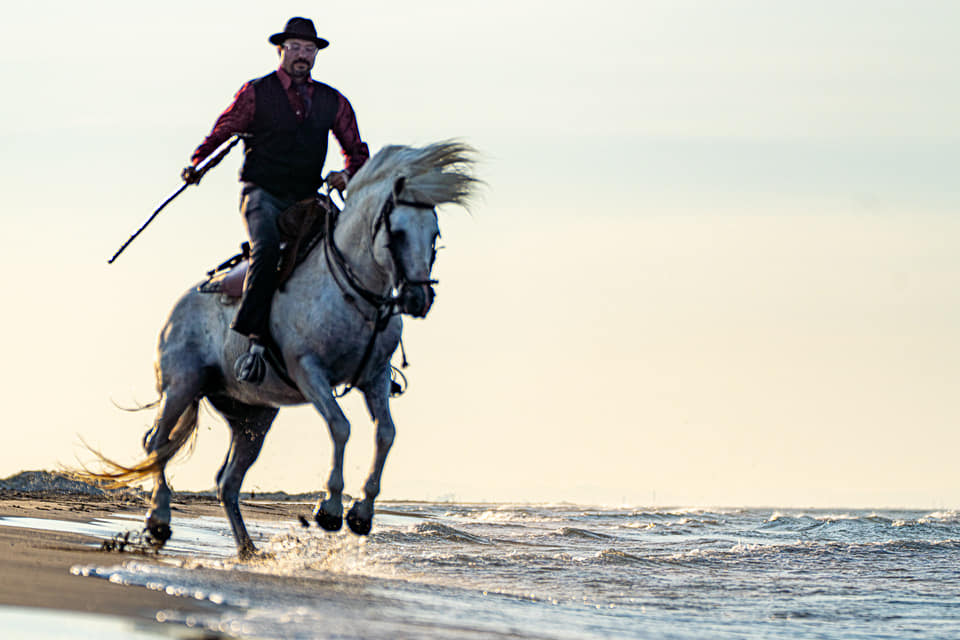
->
<box><xmin>402</xmin><ymin>287</ymin><xmax>422</xmax><ymax>315</ymax></box>
<box><xmin>401</xmin><ymin>284</ymin><xmax>435</xmax><ymax>317</ymax></box>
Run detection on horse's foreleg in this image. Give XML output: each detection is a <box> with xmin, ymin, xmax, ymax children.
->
<box><xmin>348</xmin><ymin>369</ymin><xmax>396</xmax><ymax>535</ymax></box>
<box><xmin>295</xmin><ymin>354</ymin><xmax>351</xmax><ymax>532</ymax></box>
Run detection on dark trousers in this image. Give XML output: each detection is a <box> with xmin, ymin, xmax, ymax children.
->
<box><xmin>230</xmin><ymin>184</ymin><xmax>295</xmax><ymax>339</ymax></box>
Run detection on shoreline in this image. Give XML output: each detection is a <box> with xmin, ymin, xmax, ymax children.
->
<box><xmin>0</xmin><ymin>491</ymin><xmax>302</xmax><ymax>636</ymax></box>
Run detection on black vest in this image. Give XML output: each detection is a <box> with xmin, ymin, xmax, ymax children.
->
<box><xmin>240</xmin><ymin>72</ymin><xmax>339</xmax><ymax>199</ymax></box>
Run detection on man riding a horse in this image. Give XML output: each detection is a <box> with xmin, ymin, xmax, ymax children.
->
<box><xmin>183</xmin><ymin>16</ymin><xmax>370</xmax><ymax>385</ymax></box>
<box><xmin>80</xmin><ymin>16</ymin><xmax>479</xmax><ymax>560</ymax></box>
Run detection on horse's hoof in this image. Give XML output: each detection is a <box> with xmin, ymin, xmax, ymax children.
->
<box><xmin>238</xmin><ymin>544</ymin><xmax>267</xmax><ymax>562</ymax></box>
<box><xmin>145</xmin><ymin>523</ymin><xmax>171</xmax><ymax>548</ymax></box>
<box><xmin>314</xmin><ymin>509</ymin><xmax>343</xmax><ymax>532</ymax></box>
<box><xmin>346</xmin><ymin>503</ymin><xmax>372</xmax><ymax>536</ymax></box>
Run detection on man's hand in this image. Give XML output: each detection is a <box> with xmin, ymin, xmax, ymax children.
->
<box><xmin>181</xmin><ymin>165</ymin><xmax>201</xmax><ymax>185</ymax></box>
<box><xmin>325</xmin><ymin>170</ymin><xmax>349</xmax><ymax>192</ymax></box>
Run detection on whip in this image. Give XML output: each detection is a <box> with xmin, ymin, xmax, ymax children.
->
<box><xmin>107</xmin><ymin>135</ymin><xmax>244</xmax><ymax>264</ymax></box>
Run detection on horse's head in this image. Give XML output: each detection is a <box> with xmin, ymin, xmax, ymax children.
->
<box><xmin>372</xmin><ymin>176</ymin><xmax>440</xmax><ymax>317</ymax></box>
<box><xmin>343</xmin><ymin>141</ymin><xmax>478</xmax><ymax>317</ymax></box>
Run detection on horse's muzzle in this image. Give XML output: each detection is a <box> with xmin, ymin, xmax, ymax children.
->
<box><xmin>401</xmin><ymin>283</ymin><xmax>435</xmax><ymax>317</ymax></box>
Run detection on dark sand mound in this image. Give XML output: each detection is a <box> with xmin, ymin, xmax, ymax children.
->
<box><xmin>0</xmin><ymin>470</ymin><xmax>108</xmax><ymax>495</ymax></box>
<box><xmin>0</xmin><ymin>470</ymin><xmax>323</xmax><ymax>502</ymax></box>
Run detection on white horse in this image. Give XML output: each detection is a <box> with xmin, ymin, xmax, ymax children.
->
<box><xmin>87</xmin><ymin>141</ymin><xmax>478</xmax><ymax>558</ymax></box>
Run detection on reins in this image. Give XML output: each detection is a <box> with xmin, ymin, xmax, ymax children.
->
<box><xmin>323</xmin><ymin>199</ymin><xmax>395</xmax><ymax>312</ymax></box>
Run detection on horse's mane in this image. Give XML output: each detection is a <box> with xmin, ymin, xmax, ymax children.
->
<box><xmin>344</xmin><ymin>141</ymin><xmax>480</xmax><ymax>221</ymax></box>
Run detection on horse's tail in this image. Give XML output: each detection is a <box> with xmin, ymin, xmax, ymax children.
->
<box><xmin>73</xmin><ymin>398</ymin><xmax>200</xmax><ymax>489</ymax></box>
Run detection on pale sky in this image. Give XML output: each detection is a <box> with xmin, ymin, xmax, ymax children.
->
<box><xmin>1</xmin><ymin>1</ymin><xmax>958</xmax><ymax>507</ymax></box>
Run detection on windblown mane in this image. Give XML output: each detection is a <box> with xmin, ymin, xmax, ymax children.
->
<box><xmin>344</xmin><ymin>141</ymin><xmax>480</xmax><ymax>222</ymax></box>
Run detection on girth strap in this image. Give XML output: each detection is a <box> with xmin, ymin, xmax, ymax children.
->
<box><xmin>260</xmin><ymin>336</ymin><xmax>300</xmax><ymax>391</ymax></box>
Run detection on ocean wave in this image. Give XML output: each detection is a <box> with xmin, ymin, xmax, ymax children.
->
<box><xmin>411</xmin><ymin>522</ymin><xmax>493</xmax><ymax>545</ymax></box>
<box><xmin>597</xmin><ymin>548</ymin><xmax>661</xmax><ymax>566</ymax></box>
<box><xmin>447</xmin><ymin>506</ymin><xmax>549</xmax><ymax>525</ymax></box>
<box><xmin>918</xmin><ymin>510</ymin><xmax>960</xmax><ymax>524</ymax></box>
<box><xmin>653</xmin><ymin>537</ymin><xmax>960</xmax><ymax>567</ymax></box>
<box><xmin>619</xmin><ymin>517</ymin><xmax>723</xmax><ymax>535</ymax></box>
<box><xmin>554</xmin><ymin>526</ymin><xmax>614</xmax><ymax>540</ymax></box>
<box><xmin>753</xmin><ymin>511</ymin><xmax>960</xmax><ymax>547</ymax></box>
<box><xmin>760</xmin><ymin>513</ymin><xmax>821</xmax><ymax>529</ymax></box>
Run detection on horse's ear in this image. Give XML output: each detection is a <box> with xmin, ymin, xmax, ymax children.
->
<box><xmin>393</xmin><ymin>176</ymin><xmax>406</xmax><ymax>198</ymax></box>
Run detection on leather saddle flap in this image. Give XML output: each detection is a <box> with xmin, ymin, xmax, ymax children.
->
<box><xmin>197</xmin><ymin>194</ymin><xmax>335</xmax><ymax>299</ymax></box>
<box><xmin>199</xmin><ymin>261</ymin><xmax>248</xmax><ymax>298</ymax></box>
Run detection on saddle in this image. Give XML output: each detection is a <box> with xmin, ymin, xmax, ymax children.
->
<box><xmin>198</xmin><ymin>194</ymin><xmax>337</xmax><ymax>299</ymax></box>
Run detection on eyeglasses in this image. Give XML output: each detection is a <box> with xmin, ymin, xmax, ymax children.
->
<box><xmin>282</xmin><ymin>42</ymin><xmax>319</xmax><ymax>56</ymax></box>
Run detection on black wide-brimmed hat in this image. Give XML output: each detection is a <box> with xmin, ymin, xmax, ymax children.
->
<box><xmin>268</xmin><ymin>17</ymin><xmax>329</xmax><ymax>49</ymax></box>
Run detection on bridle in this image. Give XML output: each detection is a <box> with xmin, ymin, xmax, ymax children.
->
<box><xmin>322</xmin><ymin>191</ymin><xmax>437</xmax><ymax>391</ymax></box>
<box><xmin>373</xmin><ymin>193</ymin><xmax>439</xmax><ymax>291</ymax></box>
<box><xmin>323</xmin><ymin>191</ymin><xmax>437</xmax><ymax>312</ymax></box>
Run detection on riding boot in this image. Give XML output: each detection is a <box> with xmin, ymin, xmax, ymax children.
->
<box><xmin>231</xmin><ymin>185</ymin><xmax>291</xmax><ymax>385</ymax></box>
<box><xmin>235</xmin><ymin>340</ymin><xmax>267</xmax><ymax>385</ymax></box>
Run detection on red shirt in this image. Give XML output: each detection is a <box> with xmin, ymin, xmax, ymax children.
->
<box><xmin>191</xmin><ymin>67</ymin><xmax>370</xmax><ymax>176</ymax></box>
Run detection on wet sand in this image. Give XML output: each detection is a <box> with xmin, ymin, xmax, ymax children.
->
<box><xmin>0</xmin><ymin>491</ymin><xmax>303</xmax><ymax>635</ymax></box>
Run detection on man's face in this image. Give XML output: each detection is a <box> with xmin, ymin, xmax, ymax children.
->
<box><xmin>279</xmin><ymin>38</ymin><xmax>318</xmax><ymax>78</ymax></box>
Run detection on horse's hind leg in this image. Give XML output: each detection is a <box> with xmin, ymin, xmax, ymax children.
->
<box><xmin>208</xmin><ymin>396</ymin><xmax>278</xmax><ymax>559</ymax></box>
<box><xmin>142</xmin><ymin>373</ymin><xmax>204</xmax><ymax>546</ymax></box>
<box><xmin>145</xmin><ymin>471</ymin><xmax>173</xmax><ymax>545</ymax></box>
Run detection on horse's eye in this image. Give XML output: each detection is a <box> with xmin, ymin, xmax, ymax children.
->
<box><xmin>389</xmin><ymin>230</ymin><xmax>406</xmax><ymax>246</ymax></box>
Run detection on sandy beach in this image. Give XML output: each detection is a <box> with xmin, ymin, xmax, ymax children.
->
<box><xmin>0</xmin><ymin>488</ymin><xmax>302</xmax><ymax>637</ymax></box>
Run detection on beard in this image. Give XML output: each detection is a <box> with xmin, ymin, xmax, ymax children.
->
<box><xmin>288</xmin><ymin>59</ymin><xmax>311</xmax><ymax>78</ymax></box>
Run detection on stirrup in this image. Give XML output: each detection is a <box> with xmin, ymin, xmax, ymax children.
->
<box><xmin>235</xmin><ymin>343</ymin><xmax>267</xmax><ymax>385</ymax></box>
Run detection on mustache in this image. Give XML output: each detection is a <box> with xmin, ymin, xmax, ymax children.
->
<box><xmin>294</xmin><ymin>59</ymin><xmax>310</xmax><ymax>65</ymax></box>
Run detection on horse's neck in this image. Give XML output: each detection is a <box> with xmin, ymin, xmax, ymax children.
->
<box><xmin>331</xmin><ymin>206</ymin><xmax>393</xmax><ymax>295</ymax></box>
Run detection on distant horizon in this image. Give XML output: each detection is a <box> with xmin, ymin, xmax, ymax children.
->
<box><xmin>2</xmin><ymin>468</ymin><xmax>956</xmax><ymax>513</ymax></box>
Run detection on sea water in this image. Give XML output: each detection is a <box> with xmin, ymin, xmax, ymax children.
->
<box><xmin>11</xmin><ymin>503</ymin><xmax>960</xmax><ymax>638</ymax></box>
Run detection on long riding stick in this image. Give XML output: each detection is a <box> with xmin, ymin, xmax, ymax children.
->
<box><xmin>107</xmin><ymin>135</ymin><xmax>244</xmax><ymax>264</ymax></box>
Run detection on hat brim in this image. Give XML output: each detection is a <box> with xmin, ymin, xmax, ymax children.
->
<box><xmin>269</xmin><ymin>32</ymin><xmax>329</xmax><ymax>49</ymax></box>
